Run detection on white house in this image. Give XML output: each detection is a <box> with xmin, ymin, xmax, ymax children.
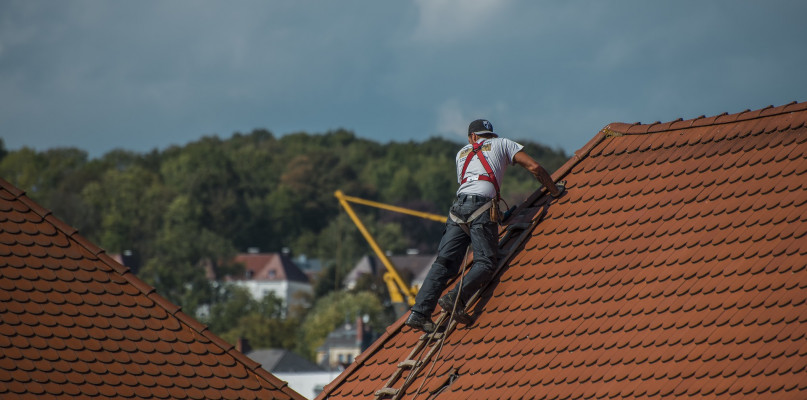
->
<box><xmin>226</xmin><ymin>251</ymin><xmax>312</xmax><ymax>312</ymax></box>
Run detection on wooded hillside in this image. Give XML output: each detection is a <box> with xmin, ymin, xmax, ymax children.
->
<box><xmin>0</xmin><ymin>130</ymin><xmax>567</xmax><ymax>357</ymax></box>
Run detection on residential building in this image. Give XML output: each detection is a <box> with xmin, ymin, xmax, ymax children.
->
<box><xmin>343</xmin><ymin>253</ymin><xmax>435</xmax><ymax>291</ymax></box>
<box><xmin>316</xmin><ymin>316</ymin><xmax>377</xmax><ymax>370</ymax></box>
<box><xmin>236</xmin><ymin>338</ymin><xmax>336</xmax><ymax>400</ymax></box>
<box><xmin>226</xmin><ymin>251</ymin><xmax>313</xmax><ymax>313</ymax></box>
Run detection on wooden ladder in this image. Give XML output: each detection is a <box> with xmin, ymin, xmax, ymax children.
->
<box><xmin>373</xmin><ymin>199</ymin><xmax>551</xmax><ymax>399</ymax></box>
<box><xmin>374</xmin><ymin>313</ymin><xmax>458</xmax><ymax>399</ymax></box>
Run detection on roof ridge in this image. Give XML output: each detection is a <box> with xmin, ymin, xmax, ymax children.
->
<box><xmin>0</xmin><ymin>177</ymin><xmax>300</xmax><ymax>399</ymax></box>
<box><xmin>604</xmin><ymin>100</ymin><xmax>806</xmax><ymax>136</ymax></box>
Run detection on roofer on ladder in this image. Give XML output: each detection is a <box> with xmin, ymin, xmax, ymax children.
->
<box><xmin>405</xmin><ymin>119</ymin><xmax>564</xmax><ymax>333</ymax></box>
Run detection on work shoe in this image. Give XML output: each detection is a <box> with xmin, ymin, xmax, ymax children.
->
<box><xmin>405</xmin><ymin>311</ymin><xmax>436</xmax><ymax>333</ymax></box>
<box><xmin>438</xmin><ymin>292</ymin><xmax>473</xmax><ymax>325</ymax></box>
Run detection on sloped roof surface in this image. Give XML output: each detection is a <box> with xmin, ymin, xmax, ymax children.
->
<box><xmin>0</xmin><ymin>179</ymin><xmax>306</xmax><ymax>400</ymax></box>
<box><xmin>317</xmin><ymin>102</ymin><xmax>807</xmax><ymax>399</ymax></box>
<box><xmin>233</xmin><ymin>253</ymin><xmax>310</xmax><ymax>283</ymax></box>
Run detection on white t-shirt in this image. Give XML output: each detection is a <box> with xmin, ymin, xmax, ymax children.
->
<box><xmin>455</xmin><ymin>137</ymin><xmax>524</xmax><ymax>198</ymax></box>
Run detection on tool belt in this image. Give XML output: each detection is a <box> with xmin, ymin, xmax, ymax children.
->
<box><xmin>489</xmin><ymin>200</ymin><xmax>502</xmax><ymax>223</ymax></box>
<box><xmin>449</xmin><ymin>199</ymin><xmax>501</xmax><ymax>234</ymax></box>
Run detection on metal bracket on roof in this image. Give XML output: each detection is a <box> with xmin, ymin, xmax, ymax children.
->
<box><xmin>425</xmin><ymin>368</ymin><xmax>460</xmax><ymax>399</ymax></box>
<box><xmin>603</xmin><ymin>128</ymin><xmax>624</xmax><ymax>138</ymax></box>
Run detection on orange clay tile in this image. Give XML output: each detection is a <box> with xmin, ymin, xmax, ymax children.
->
<box><xmin>0</xmin><ymin>178</ymin><xmax>305</xmax><ymax>400</ymax></box>
<box><xmin>316</xmin><ymin>101</ymin><xmax>807</xmax><ymax>399</ymax></box>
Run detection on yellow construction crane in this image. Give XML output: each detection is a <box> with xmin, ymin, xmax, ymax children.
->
<box><xmin>334</xmin><ymin>190</ymin><xmax>446</xmax><ymax>315</ymax></box>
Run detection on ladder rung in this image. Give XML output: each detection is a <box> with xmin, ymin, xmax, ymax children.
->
<box><xmin>398</xmin><ymin>359</ymin><xmax>419</xmax><ymax>369</ymax></box>
<box><xmin>420</xmin><ymin>332</ymin><xmax>443</xmax><ymax>342</ymax></box>
<box><xmin>375</xmin><ymin>387</ymin><xmax>399</xmax><ymax>397</ymax></box>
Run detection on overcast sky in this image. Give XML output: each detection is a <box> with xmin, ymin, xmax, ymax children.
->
<box><xmin>1</xmin><ymin>1</ymin><xmax>806</xmax><ymax>158</ymax></box>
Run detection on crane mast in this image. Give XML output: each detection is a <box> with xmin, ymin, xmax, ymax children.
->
<box><xmin>335</xmin><ymin>190</ymin><xmax>445</xmax><ymax>315</ymax></box>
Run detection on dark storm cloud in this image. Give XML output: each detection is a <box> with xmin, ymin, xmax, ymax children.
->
<box><xmin>1</xmin><ymin>0</ymin><xmax>805</xmax><ymax>157</ymax></box>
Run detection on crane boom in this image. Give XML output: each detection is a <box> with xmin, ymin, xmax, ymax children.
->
<box><xmin>335</xmin><ymin>190</ymin><xmax>445</xmax><ymax>311</ymax></box>
<box><xmin>336</xmin><ymin>192</ymin><xmax>447</xmax><ymax>223</ymax></box>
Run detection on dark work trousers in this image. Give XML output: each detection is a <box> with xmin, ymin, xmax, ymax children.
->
<box><xmin>412</xmin><ymin>193</ymin><xmax>499</xmax><ymax>317</ymax></box>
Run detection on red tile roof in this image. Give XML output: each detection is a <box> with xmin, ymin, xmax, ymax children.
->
<box><xmin>316</xmin><ymin>101</ymin><xmax>807</xmax><ymax>399</ymax></box>
<box><xmin>0</xmin><ymin>179</ymin><xmax>306</xmax><ymax>400</ymax></box>
<box><xmin>231</xmin><ymin>253</ymin><xmax>310</xmax><ymax>283</ymax></box>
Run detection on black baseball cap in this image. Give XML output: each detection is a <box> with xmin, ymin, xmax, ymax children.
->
<box><xmin>468</xmin><ymin>119</ymin><xmax>497</xmax><ymax>136</ymax></box>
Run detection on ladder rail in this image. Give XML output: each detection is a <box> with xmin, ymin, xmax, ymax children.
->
<box><xmin>392</xmin><ymin>319</ymin><xmax>459</xmax><ymax>400</ymax></box>
<box><xmin>374</xmin><ymin>199</ymin><xmax>552</xmax><ymax>398</ymax></box>
<box><xmin>374</xmin><ymin>312</ymin><xmax>451</xmax><ymax>399</ymax></box>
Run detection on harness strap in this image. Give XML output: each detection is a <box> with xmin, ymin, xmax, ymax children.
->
<box><xmin>448</xmin><ymin>200</ymin><xmax>494</xmax><ymax>235</ymax></box>
<box><xmin>460</xmin><ymin>141</ymin><xmax>500</xmax><ymax>198</ymax></box>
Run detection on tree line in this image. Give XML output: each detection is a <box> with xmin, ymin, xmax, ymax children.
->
<box><xmin>0</xmin><ymin>131</ymin><xmax>567</xmax><ymax>359</ymax></box>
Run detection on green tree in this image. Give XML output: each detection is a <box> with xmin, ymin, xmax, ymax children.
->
<box><xmin>0</xmin><ymin>138</ymin><xmax>7</xmax><ymax>162</ymax></box>
<box><xmin>226</xmin><ymin>130</ymin><xmax>280</xmax><ymax>251</ymax></box>
<box><xmin>218</xmin><ymin>293</ymin><xmax>299</xmax><ymax>350</ymax></box>
<box><xmin>414</xmin><ymin>157</ymin><xmax>456</xmax><ymax>208</ymax></box>
<box><xmin>139</xmin><ymin>195</ymin><xmax>235</xmax><ymax>313</ymax></box>
<box><xmin>205</xmin><ymin>284</ymin><xmax>257</xmax><ymax>334</ymax></box>
<box><xmin>80</xmin><ymin>165</ymin><xmax>169</xmax><ymax>259</ymax></box>
<box><xmin>297</xmin><ymin>212</ymin><xmax>408</xmax><ymax>296</ymax></box>
<box><xmin>0</xmin><ymin>146</ymin><xmax>103</xmax><ymax>233</ymax></box>
<box><xmin>160</xmin><ymin>136</ymin><xmax>249</xmax><ymax>246</ymax></box>
<box><xmin>220</xmin><ymin>312</ymin><xmax>299</xmax><ymax>350</ymax></box>
<box><xmin>0</xmin><ymin>147</ymin><xmax>46</xmax><ymax>196</ymax></box>
<box><xmin>297</xmin><ymin>290</ymin><xmax>387</xmax><ymax>359</ymax></box>
<box><xmin>386</xmin><ymin>167</ymin><xmax>420</xmax><ymax>202</ymax></box>
<box><xmin>311</xmin><ymin>261</ymin><xmax>342</xmax><ymax>300</ymax></box>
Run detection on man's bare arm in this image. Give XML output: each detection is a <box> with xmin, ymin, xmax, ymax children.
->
<box><xmin>513</xmin><ymin>151</ymin><xmax>561</xmax><ymax>196</ymax></box>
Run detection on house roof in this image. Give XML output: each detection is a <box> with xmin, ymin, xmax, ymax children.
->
<box><xmin>318</xmin><ymin>322</ymin><xmax>361</xmax><ymax>350</ymax></box>
<box><xmin>344</xmin><ymin>254</ymin><xmax>435</xmax><ymax>288</ymax></box>
<box><xmin>0</xmin><ymin>179</ymin><xmax>306</xmax><ymax>400</ymax></box>
<box><xmin>316</xmin><ymin>101</ymin><xmax>807</xmax><ymax>399</ymax></box>
<box><xmin>246</xmin><ymin>349</ymin><xmax>324</xmax><ymax>373</ymax></box>
<box><xmin>231</xmin><ymin>253</ymin><xmax>310</xmax><ymax>283</ymax></box>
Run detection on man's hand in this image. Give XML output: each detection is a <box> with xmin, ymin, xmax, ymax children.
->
<box><xmin>550</xmin><ymin>180</ymin><xmax>566</xmax><ymax>198</ymax></box>
<box><xmin>514</xmin><ymin>151</ymin><xmax>557</xmax><ymax>193</ymax></box>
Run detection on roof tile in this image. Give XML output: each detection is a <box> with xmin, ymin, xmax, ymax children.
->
<box><xmin>315</xmin><ymin>102</ymin><xmax>807</xmax><ymax>399</ymax></box>
<box><xmin>0</xmin><ymin>179</ymin><xmax>306</xmax><ymax>400</ymax></box>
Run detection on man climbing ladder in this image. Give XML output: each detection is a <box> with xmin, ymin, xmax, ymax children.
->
<box><xmin>405</xmin><ymin>119</ymin><xmax>563</xmax><ymax>333</ymax></box>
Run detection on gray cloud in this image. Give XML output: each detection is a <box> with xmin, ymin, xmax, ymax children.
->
<box><xmin>1</xmin><ymin>0</ymin><xmax>805</xmax><ymax>157</ymax></box>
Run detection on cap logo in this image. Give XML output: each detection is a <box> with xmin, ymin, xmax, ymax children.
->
<box><xmin>483</xmin><ymin>120</ymin><xmax>492</xmax><ymax>131</ymax></box>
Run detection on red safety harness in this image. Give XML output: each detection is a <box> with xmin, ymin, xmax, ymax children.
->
<box><xmin>460</xmin><ymin>140</ymin><xmax>500</xmax><ymax>199</ymax></box>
